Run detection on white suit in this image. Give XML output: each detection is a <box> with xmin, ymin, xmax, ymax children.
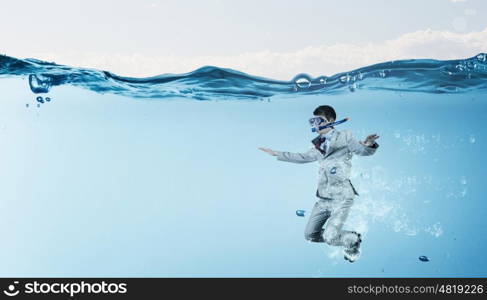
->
<box><xmin>275</xmin><ymin>129</ymin><xmax>378</xmax><ymax>248</ymax></box>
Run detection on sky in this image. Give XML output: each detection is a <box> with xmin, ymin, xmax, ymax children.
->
<box><xmin>2</xmin><ymin>0</ymin><xmax>487</xmax><ymax>78</ymax></box>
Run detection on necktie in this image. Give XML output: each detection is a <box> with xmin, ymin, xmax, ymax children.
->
<box><xmin>313</xmin><ymin>136</ymin><xmax>327</xmax><ymax>154</ymax></box>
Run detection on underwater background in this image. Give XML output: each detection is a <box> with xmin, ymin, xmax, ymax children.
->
<box><xmin>0</xmin><ymin>54</ymin><xmax>486</xmax><ymax>277</ymax></box>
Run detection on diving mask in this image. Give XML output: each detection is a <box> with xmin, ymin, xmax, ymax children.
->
<box><xmin>309</xmin><ymin>116</ymin><xmax>349</xmax><ymax>132</ymax></box>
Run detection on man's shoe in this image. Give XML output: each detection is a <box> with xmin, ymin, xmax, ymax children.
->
<box><xmin>344</xmin><ymin>233</ymin><xmax>362</xmax><ymax>263</ymax></box>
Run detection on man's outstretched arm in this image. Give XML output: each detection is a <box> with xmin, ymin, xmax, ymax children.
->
<box><xmin>346</xmin><ymin>132</ymin><xmax>380</xmax><ymax>156</ymax></box>
<box><xmin>258</xmin><ymin>147</ymin><xmax>320</xmax><ymax>163</ymax></box>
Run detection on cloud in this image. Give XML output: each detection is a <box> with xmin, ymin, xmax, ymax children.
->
<box><xmin>15</xmin><ymin>27</ymin><xmax>487</xmax><ymax>80</ymax></box>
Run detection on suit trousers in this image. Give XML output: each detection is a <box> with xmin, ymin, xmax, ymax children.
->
<box><xmin>304</xmin><ymin>197</ymin><xmax>360</xmax><ymax>248</ymax></box>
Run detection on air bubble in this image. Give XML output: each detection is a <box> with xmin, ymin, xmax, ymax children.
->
<box><xmin>36</xmin><ymin>96</ymin><xmax>44</xmax><ymax>103</ymax></box>
<box><xmin>469</xmin><ymin>135</ymin><xmax>476</xmax><ymax>143</ymax></box>
<box><xmin>29</xmin><ymin>74</ymin><xmax>52</xmax><ymax>94</ymax></box>
<box><xmin>348</xmin><ymin>83</ymin><xmax>357</xmax><ymax>92</ymax></box>
<box><xmin>45</xmin><ymin>97</ymin><xmax>51</xmax><ymax>102</ymax></box>
<box><xmin>294</xmin><ymin>75</ymin><xmax>311</xmax><ymax>89</ymax></box>
<box><xmin>360</xmin><ymin>172</ymin><xmax>370</xmax><ymax>179</ymax></box>
<box><xmin>455</xmin><ymin>64</ymin><xmax>464</xmax><ymax>71</ymax></box>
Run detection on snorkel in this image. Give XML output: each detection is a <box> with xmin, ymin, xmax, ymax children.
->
<box><xmin>310</xmin><ymin>117</ymin><xmax>349</xmax><ymax>133</ymax></box>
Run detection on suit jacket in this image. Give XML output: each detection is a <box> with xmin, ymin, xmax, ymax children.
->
<box><xmin>275</xmin><ymin>130</ymin><xmax>379</xmax><ymax>199</ymax></box>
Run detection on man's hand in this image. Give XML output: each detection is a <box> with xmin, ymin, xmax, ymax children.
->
<box><xmin>360</xmin><ymin>134</ymin><xmax>380</xmax><ymax>147</ymax></box>
<box><xmin>258</xmin><ymin>147</ymin><xmax>278</xmax><ymax>156</ymax></box>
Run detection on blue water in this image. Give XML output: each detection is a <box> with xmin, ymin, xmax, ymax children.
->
<box><xmin>0</xmin><ymin>54</ymin><xmax>486</xmax><ymax>277</ymax></box>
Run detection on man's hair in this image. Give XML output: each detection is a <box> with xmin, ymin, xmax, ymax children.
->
<box><xmin>313</xmin><ymin>105</ymin><xmax>336</xmax><ymax>121</ymax></box>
